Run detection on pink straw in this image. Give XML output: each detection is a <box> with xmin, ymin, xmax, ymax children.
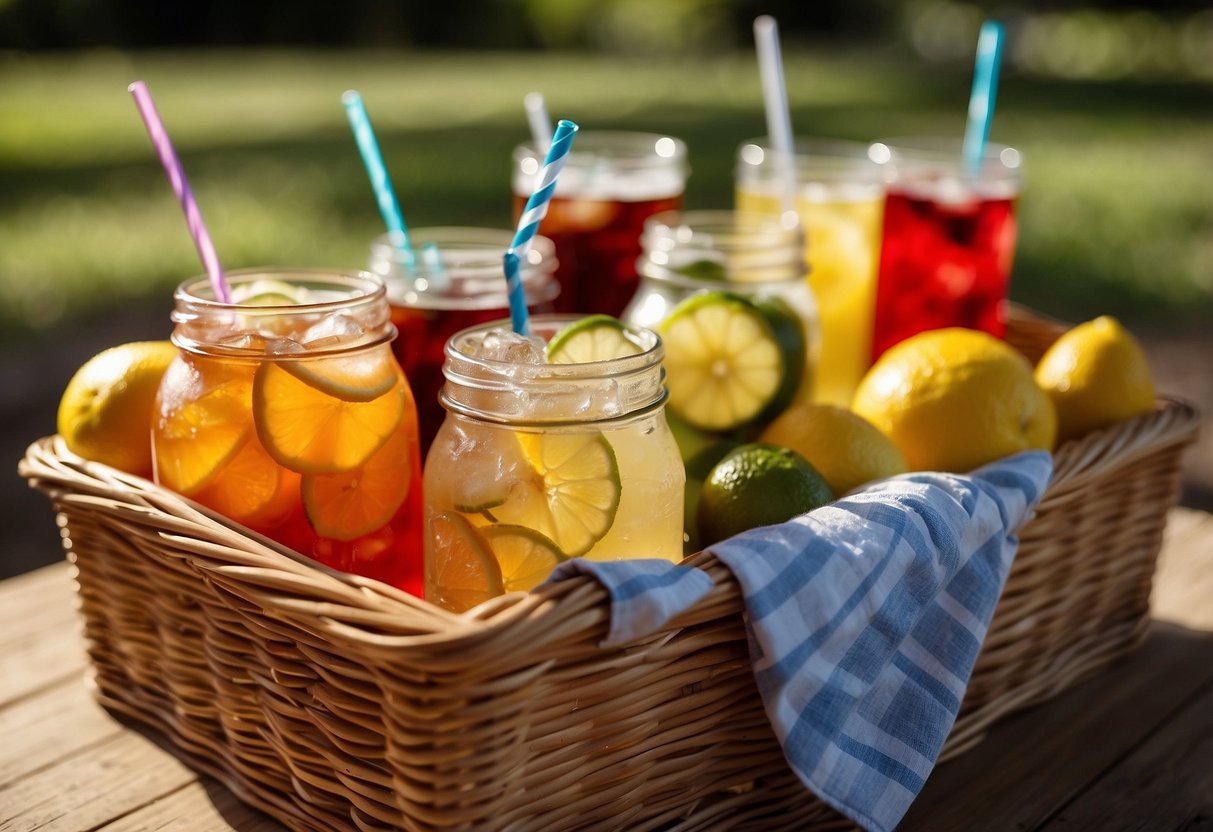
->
<box><xmin>128</xmin><ymin>81</ymin><xmax>230</xmax><ymax>304</ymax></box>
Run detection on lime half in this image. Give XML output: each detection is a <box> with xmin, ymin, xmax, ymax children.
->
<box><xmin>488</xmin><ymin>431</ymin><xmax>621</xmax><ymax>557</ymax></box>
<box><xmin>546</xmin><ymin>315</ymin><xmax>645</xmax><ymax>364</ymax></box>
<box><xmin>659</xmin><ymin>291</ymin><xmax>804</xmax><ymax>432</ymax></box>
<box><xmin>483</xmin><ymin>524</ymin><xmax>564</xmax><ymax>592</ymax></box>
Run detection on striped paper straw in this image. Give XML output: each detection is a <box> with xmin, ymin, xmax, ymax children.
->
<box><xmin>128</xmin><ymin>81</ymin><xmax>230</xmax><ymax>304</ymax></box>
<box><xmin>963</xmin><ymin>21</ymin><xmax>1005</xmax><ymax>175</ymax></box>
<box><xmin>342</xmin><ymin>90</ymin><xmax>416</xmax><ymax>273</ymax></box>
<box><xmin>504</xmin><ymin>118</ymin><xmax>579</xmax><ymax>336</ymax></box>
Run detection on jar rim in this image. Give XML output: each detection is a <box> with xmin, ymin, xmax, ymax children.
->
<box><xmin>514</xmin><ymin>130</ymin><xmax>688</xmax><ymax>168</ymax></box>
<box><xmin>868</xmin><ymin>138</ymin><xmax>1023</xmax><ymax>184</ymax></box>
<box><xmin>175</xmin><ymin>268</ymin><xmax>385</xmax><ymax>312</ymax></box>
<box><xmin>637</xmin><ymin>209</ymin><xmax>807</xmax><ymax>287</ymax></box>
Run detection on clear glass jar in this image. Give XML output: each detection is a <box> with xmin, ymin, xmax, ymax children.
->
<box><xmin>424</xmin><ymin>315</ymin><xmax>685</xmax><ymax>613</ymax></box>
<box><xmin>367</xmin><ymin>227</ymin><xmax>559</xmax><ymax>456</ymax></box>
<box><xmin>154</xmin><ymin>269</ymin><xmax>424</xmax><ymax>595</ymax></box>
<box><xmin>512</xmin><ymin>131</ymin><xmax>689</xmax><ymax>317</ymax></box>
<box><xmin>735</xmin><ymin>137</ymin><xmax>886</xmax><ymax>406</ymax></box>
<box><xmin>623</xmin><ymin>210</ymin><xmax>818</xmax><ymax>434</ymax></box>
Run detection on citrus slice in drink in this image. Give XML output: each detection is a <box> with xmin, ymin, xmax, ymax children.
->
<box><xmin>155</xmin><ymin>358</ymin><xmax>254</xmax><ymax>495</ymax></box>
<box><xmin>301</xmin><ymin>426</ymin><xmax>412</xmax><ymax>541</ymax></box>
<box><xmin>230</xmin><ymin>279</ymin><xmax>309</xmax><ymax>307</ymax></box>
<box><xmin>253</xmin><ymin>355</ymin><xmax>405</xmax><ymax>474</ymax></box>
<box><xmin>546</xmin><ymin>315</ymin><xmax>645</xmax><ymax>363</ymax></box>
<box><xmin>658</xmin><ymin>291</ymin><xmax>803</xmax><ymax>432</ymax></box>
<box><xmin>280</xmin><ymin>351</ymin><xmax>399</xmax><ymax>402</ymax></box>
<box><xmin>482</xmin><ymin>525</ymin><xmax>563</xmax><ymax>592</ymax></box>
<box><xmin>427</xmin><ymin>512</ymin><xmax>505</xmax><ymax>613</ymax></box>
<box><xmin>488</xmin><ymin>431</ymin><xmax>621</xmax><ymax>557</ymax></box>
<box><xmin>193</xmin><ymin>436</ymin><xmax>299</xmax><ymax>529</ymax></box>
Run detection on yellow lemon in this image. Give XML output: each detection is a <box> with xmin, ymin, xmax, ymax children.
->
<box><xmin>1034</xmin><ymin>316</ymin><xmax>1155</xmax><ymax>443</ymax></box>
<box><xmin>760</xmin><ymin>403</ymin><xmax>908</xmax><ymax>495</ymax></box>
<box><xmin>57</xmin><ymin>341</ymin><xmax>178</xmax><ymax>476</ymax></box>
<box><xmin>852</xmin><ymin>328</ymin><xmax>1056</xmax><ymax>473</ymax></box>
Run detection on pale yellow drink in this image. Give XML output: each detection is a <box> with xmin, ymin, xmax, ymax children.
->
<box><xmin>424</xmin><ymin>316</ymin><xmax>684</xmax><ymax>613</ymax></box>
<box><xmin>736</xmin><ymin>140</ymin><xmax>885</xmax><ymax>407</ymax></box>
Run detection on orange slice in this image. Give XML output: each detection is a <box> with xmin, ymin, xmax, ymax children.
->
<box><xmin>193</xmin><ymin>436</ymin><xmax>300</xmax><ymax>530</ymax></box>
<box><xmin>154</xmin><ymin>357</ymin><xmax>254</xmax><ymax>495</ymax></box>
<box><xmin>426</xmin><ymin>512</ymin><xmax>504</xmax><ymax>612</ymax></box>
<box><xmin>253</xmin><ymin>357</ymin><xmax>405</xmax><ymax>474</ymax></box>
<box><xmin>281</xmin><ymin>350</ymin><xmax>398</xmax><ymax>402</ymax></box>
<box><xmin>301</xmin><ymin>426</ymin><xmax>413</xmax><ymax>541</ymax></box>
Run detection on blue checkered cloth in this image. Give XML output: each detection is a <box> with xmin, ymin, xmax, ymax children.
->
<box><xmin>545</xmin><ymin>450</ymin><xmax>1053</xmax><ymax>832</ymax></box>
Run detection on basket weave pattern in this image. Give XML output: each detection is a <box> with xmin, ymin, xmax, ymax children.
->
<box><xmin>20</xmin><ymin>306</ymin><xmax>1199</xmax><ymax>831</ymax></box>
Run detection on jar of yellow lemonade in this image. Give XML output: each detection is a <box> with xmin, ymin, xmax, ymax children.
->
<box><xmin>424</xmin><ymin>315</ymin><xmax>684</xmax><ymax>612</ymax></box>
<box><xmin>735</xmin><ymin>138</ymin><xmax>884</xmax><ymax>406</ymax></box>
<box><xmin>153</xmin><ymin>269</ymin><xmax>424</xmax><ymax>595</ymax></box>
<box><xmin>622</xmin><ymin>210</ymin><xmax>816</xmax><ymax>438</ymax></box>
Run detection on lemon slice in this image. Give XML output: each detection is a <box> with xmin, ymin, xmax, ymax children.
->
<box><xmin>281</xmin><ymin>351</ymin><xmax>399</xmax><ymax>402</ymax></box>
<box><xmin>482</xmin><ymin>525</ymin><xmax>563</xmax><ymax>592</ymax></box>
<box><xmin>154</xmin><ymin>360</ymin><xmax>253</xmax><ymax>495</ymax></box>
<box><xmin>488</xmin><ymin>431</ymin><xmax>621</xmax><ymax>557</ymax></box>
<box><xmin>253</xmin><ymin>361</ymin><xmax>404</xmax><ymax>474</ymax></box>
<box><xmin>302</xmin><ymin>426</ymin><xmax>413</xmax><ymax>541</ymax></box>
<box><xmin>658</xmin><ymin>291</ymin><xmax>803</xmax><ymax>432</ymax></box>
<box><xmin>546</xmin><ymin>315</ymin><xmax>645</xmax><ymax>364</ymax></box>
<box><xmin>427</xmin><ymin>512</ymin><xmax>505</xmax><ymax>612</ymax></box>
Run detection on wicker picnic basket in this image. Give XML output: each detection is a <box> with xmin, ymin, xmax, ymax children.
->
<box><xmin>19</xmin><ymin>305</ymin><xmax>1199</xmax><ymax>831</ymax></box>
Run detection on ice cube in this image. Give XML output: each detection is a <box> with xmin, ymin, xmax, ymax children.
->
<box><xmin>467</xmin><ymin>328</ymin><xmax>548</xmax><ymax>364</ymax></box>
<box><xmin>266</xmin><ymin>337</ymin><xmax>305</xmax><ymax>355</ymax></box>
<box><xmin>302</xmin><ymin>314</ymin><xmax>364</xmax><ymax>349</ymax></box>
<box><xmin>216</xmin><ymin>332</ymin><xmax>269</xmax><ymax>352</ymax></box>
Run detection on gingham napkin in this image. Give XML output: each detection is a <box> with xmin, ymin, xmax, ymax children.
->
<box><xmin>544</xmin><ymin>450</ymin><xmax>1053</xmax><ymax>832</ymax></box>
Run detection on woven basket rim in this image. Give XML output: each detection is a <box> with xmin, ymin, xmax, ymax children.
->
<box><xmin>19</xmin><ymin>390</ymin><xmax>1198</xmax><ymax>649</ymax></box>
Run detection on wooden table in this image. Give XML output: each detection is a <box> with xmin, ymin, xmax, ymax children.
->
<box><xmin>3</xmin><ymin>510</ymin><xmax>1211</xmax><ymax>832</ymax></box>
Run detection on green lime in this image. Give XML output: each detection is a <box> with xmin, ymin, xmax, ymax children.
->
<box><xmin>546</xmin><ymin>315</ymin><xmax>645</xmax><ymax>363</ymax></box>
<box><xmin>658</xmin><ymin>290</ymin><xmax>804</xmax><ymax>432</ymax></box>
<box><xmin>697</xmin><ymin>442</ymin><xmax>834</xmax><ymax>547</ymax></box>
<box><xmin>681</xmin><ymin>439</ymin><xmax>741</xmax><ymax>554</ymax></box>
<box><xmin>674</xmin><ymin>259</ymin><xmax>728</xmax><ymax>282</ymax></box>
<box><xmin>230</xmin><ymin>279</ymin><xmax>308</xmax><ymax>307</ymax></box>
<box><xmin>487</xmin><ymin>431</ymin><xmax>621</xmax><ymax>557</ymax></box>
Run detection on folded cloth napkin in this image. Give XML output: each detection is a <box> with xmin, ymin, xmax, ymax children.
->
<box><xmin>544</xmin><ymin>450</ymin><xmax>1053</xmax><ymax>832</ymax></box>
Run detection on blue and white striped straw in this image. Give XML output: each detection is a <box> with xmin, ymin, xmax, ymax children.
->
<box><xmin>342</xmin><ymin>90</ymin><xmax>416</xmax><ymax>274</ymax></box>
<box><xmin>963</xmin><ymin>21</ymin><xmax>1005</xmax><ymax>175</ymax></box>
<box><xmin>504</xmin><ymin>118</ymin><xmax>579</xmax><ymax>336</ymax></box>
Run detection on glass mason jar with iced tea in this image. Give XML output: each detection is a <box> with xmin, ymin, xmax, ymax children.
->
<box><xmin>735</xmin><ymin>138</ymin><xmax>885</xmax><ymax>406</ymax></box>
<box><xmin>424</xmin><ymin>315</ymin><xmax>684</xmax><ymax>612</ymax></box>
<box><xmin>512</xmin><ymin>131</ymin><xmax>688</xmax><ymax>317</ymax></box>
<box><xmin>368</xmin><ymin>228</ymin><xmax>559</xmax><ymax>456</ymax></box>
<box><xmin>153</xmin><ymin>270</ymin><xmax>424</xmax><ymax>595</ymax></box>
<box><xmin>869</xmin><ymin>138</ymin><xmax>1021</xmax><ymax>360</ymax></box>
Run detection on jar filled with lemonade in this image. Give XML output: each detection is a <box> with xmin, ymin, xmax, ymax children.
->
<box><xmin>153</xmin><ymin>269</ymin><xmax>424</xmax><ymax>595</ymax></box>
<box><xmin>424</xmin><ymin>315</ymin><xmax>684</xmax><ymax>612</ymax></box>
<box><xmin>735</xmin><ymin>138</ymin><xmax>885</xmax><ymax>406</ymax></box>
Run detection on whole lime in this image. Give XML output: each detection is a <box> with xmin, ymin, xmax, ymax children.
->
<box><xmin>697</xmin><ymin>443</ymin><xmax>834</xmax><ymax>547</ymax></box>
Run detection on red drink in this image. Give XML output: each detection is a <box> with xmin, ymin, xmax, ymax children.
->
<box><xmin>369</xmin><ymin>229</ymin><xmax>558</xmax><ymax>456</ymax></box>
<box><xmin>513</xmin><ymin>132</ymin><xmax>688</xmax><ymax>317</ymax></box>
<box><xmin>870</xmin><ymin>140</ymin><xmax>1021</xmax><ymax>360</ymax></box>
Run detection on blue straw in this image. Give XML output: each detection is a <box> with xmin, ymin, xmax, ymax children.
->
<box><xmin>504</xmin><ymin>118</ymin><xmax>579</xmax><ymax>336</ymax></box>
<box><xmin>342</xmin><ymin>90</ymin><xmax>416</xmax><ymax>273</ymax></box>
<box><xmin>963</xmin><ymin>21</ymin><xmax>1005</xmax><ymax>175</ymax></box>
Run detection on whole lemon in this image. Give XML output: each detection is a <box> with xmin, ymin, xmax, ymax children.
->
<box><xmin>1034</xmin><ymin>316</ymin><xmax>1155</xmax><ymax>443</ymax></box>
<box><xmin>852</xmin><ymin>329</ymin><xmax>1056</xmax><ymax>473</ymax></box>
<box><xmin>759</xmin><ymin>403</ymin><xmax>907</xmax><ymax>495</ymax></box>
<box><xmin>57</xmin><ymin>341</ymin><xmax>178</xmax><ymax>476</ymax></box>
<box><xmin>697</xmin><ymin>443</ymin><xmax>834</xmax><ymax>547</ymax></box>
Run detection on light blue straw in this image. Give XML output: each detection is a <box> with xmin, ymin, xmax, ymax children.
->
<box><xmin>504</xmin><ymin>118</ymin><xmax>579</xmax><ymax>336</ymax></box>
<box><xmin>342</xmin><ymin>90</ymin><xmax>416</xmax><ymax>273</ymax></box>
<box><xmin>963</xmin><ymin>20</ymin><xmax>1005</xmax><ymax>175</ymax></box>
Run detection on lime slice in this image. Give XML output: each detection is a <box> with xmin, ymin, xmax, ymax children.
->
<box><xmin>427</xmin><ymin>512</ymin><xmax>505</xmax><ymax>612</ymax></box>
<box><xmin>674</xmin><ymin>259</ymin><xmax>728</xmax><ymax>282</ymax></box>
<box><xmin>751</xmin><ymin>296</ymin><xmax>807</xmax><ymax>423</ymax></box>
<box><xmin>230</xmin><ymin>279</ymin><xmax>308</xmax><ymax>307</ymax></box>
<box><xmin>658</xmin><ymin>291</ymin><xmax>803</xmax><ymax>432</ymax></box>
<box><xmin>482</xmin><ymin>524</ymin><xmax>564</xmax><ymax>592</ymax></box>
<box><xmin>546</xmin><ymin>315</ymin><xmax>645</xmax><ymax>364</ymax></box>
<box><xmin>488</xmin><ymin>431</ymin><xmax>621</xmax><ymax>557</ymax></box>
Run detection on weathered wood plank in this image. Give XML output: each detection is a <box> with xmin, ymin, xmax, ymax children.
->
<box><xmin>0</xmin><ymin>562</ymin><xmax>78</xmax><ymax>649</ymax></box>
<box><xmin>0</xmin><ymin>616</ymin><xmax>87</xmax><ymax>708</ymax></box>
<box><xmin>96</xmin><ymin>780</ymin><xmax>285</xmax><ymax>832</ymax></box>
<box><xmin>0</xmin><ymin>729</ymin><xmax>199</xmax><ymax>832</ymax></box>
<box><xmin>0</xmin><ymin>678</ymin><xmax>124</xmax><ymax>789</ymax></box>
<box><xmin>1040</xmin><ymin>681</ymin><xmax>1213</xmax><ymax>831</ymax></box>
<box><xmin>902</xmin><ymin>622</ymin><xmax>1213</xmax><ymax>831</ymax></box>
<box><xmin>1153</xmin><ymin>508</ymin><xmax>1213</xmax><ymax>630</ymax></box>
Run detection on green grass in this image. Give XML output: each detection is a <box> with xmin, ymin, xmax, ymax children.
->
<box><xmin>0</xmin><ymin>47</ymin><xmax>1210</xmax><ymax>338</ymax></box>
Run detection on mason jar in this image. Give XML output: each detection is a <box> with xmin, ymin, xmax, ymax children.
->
<box><xmin>153</xmin><ymin>269</ymin><xmax>424</xmax><ymax>595</ymax></box>
<box><xmin>423</xmin><ymin>315</ymin><xmax>684</xmax><ymax>613</ymax></box>
<box><xmin>368</xmin><ymin>227</ymin><xmax>559</xmax><ymax>456</ymax></box>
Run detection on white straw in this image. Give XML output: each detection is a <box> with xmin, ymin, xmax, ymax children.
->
<box><xmin>753</xmin><ymin>16</ymin><xmax>798</xmax><ymax>217</ymax></box>
<box><xmin>524</xmin><ymin>92</ymin><xmax>554</xmax><ymax>152</ymax></box>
